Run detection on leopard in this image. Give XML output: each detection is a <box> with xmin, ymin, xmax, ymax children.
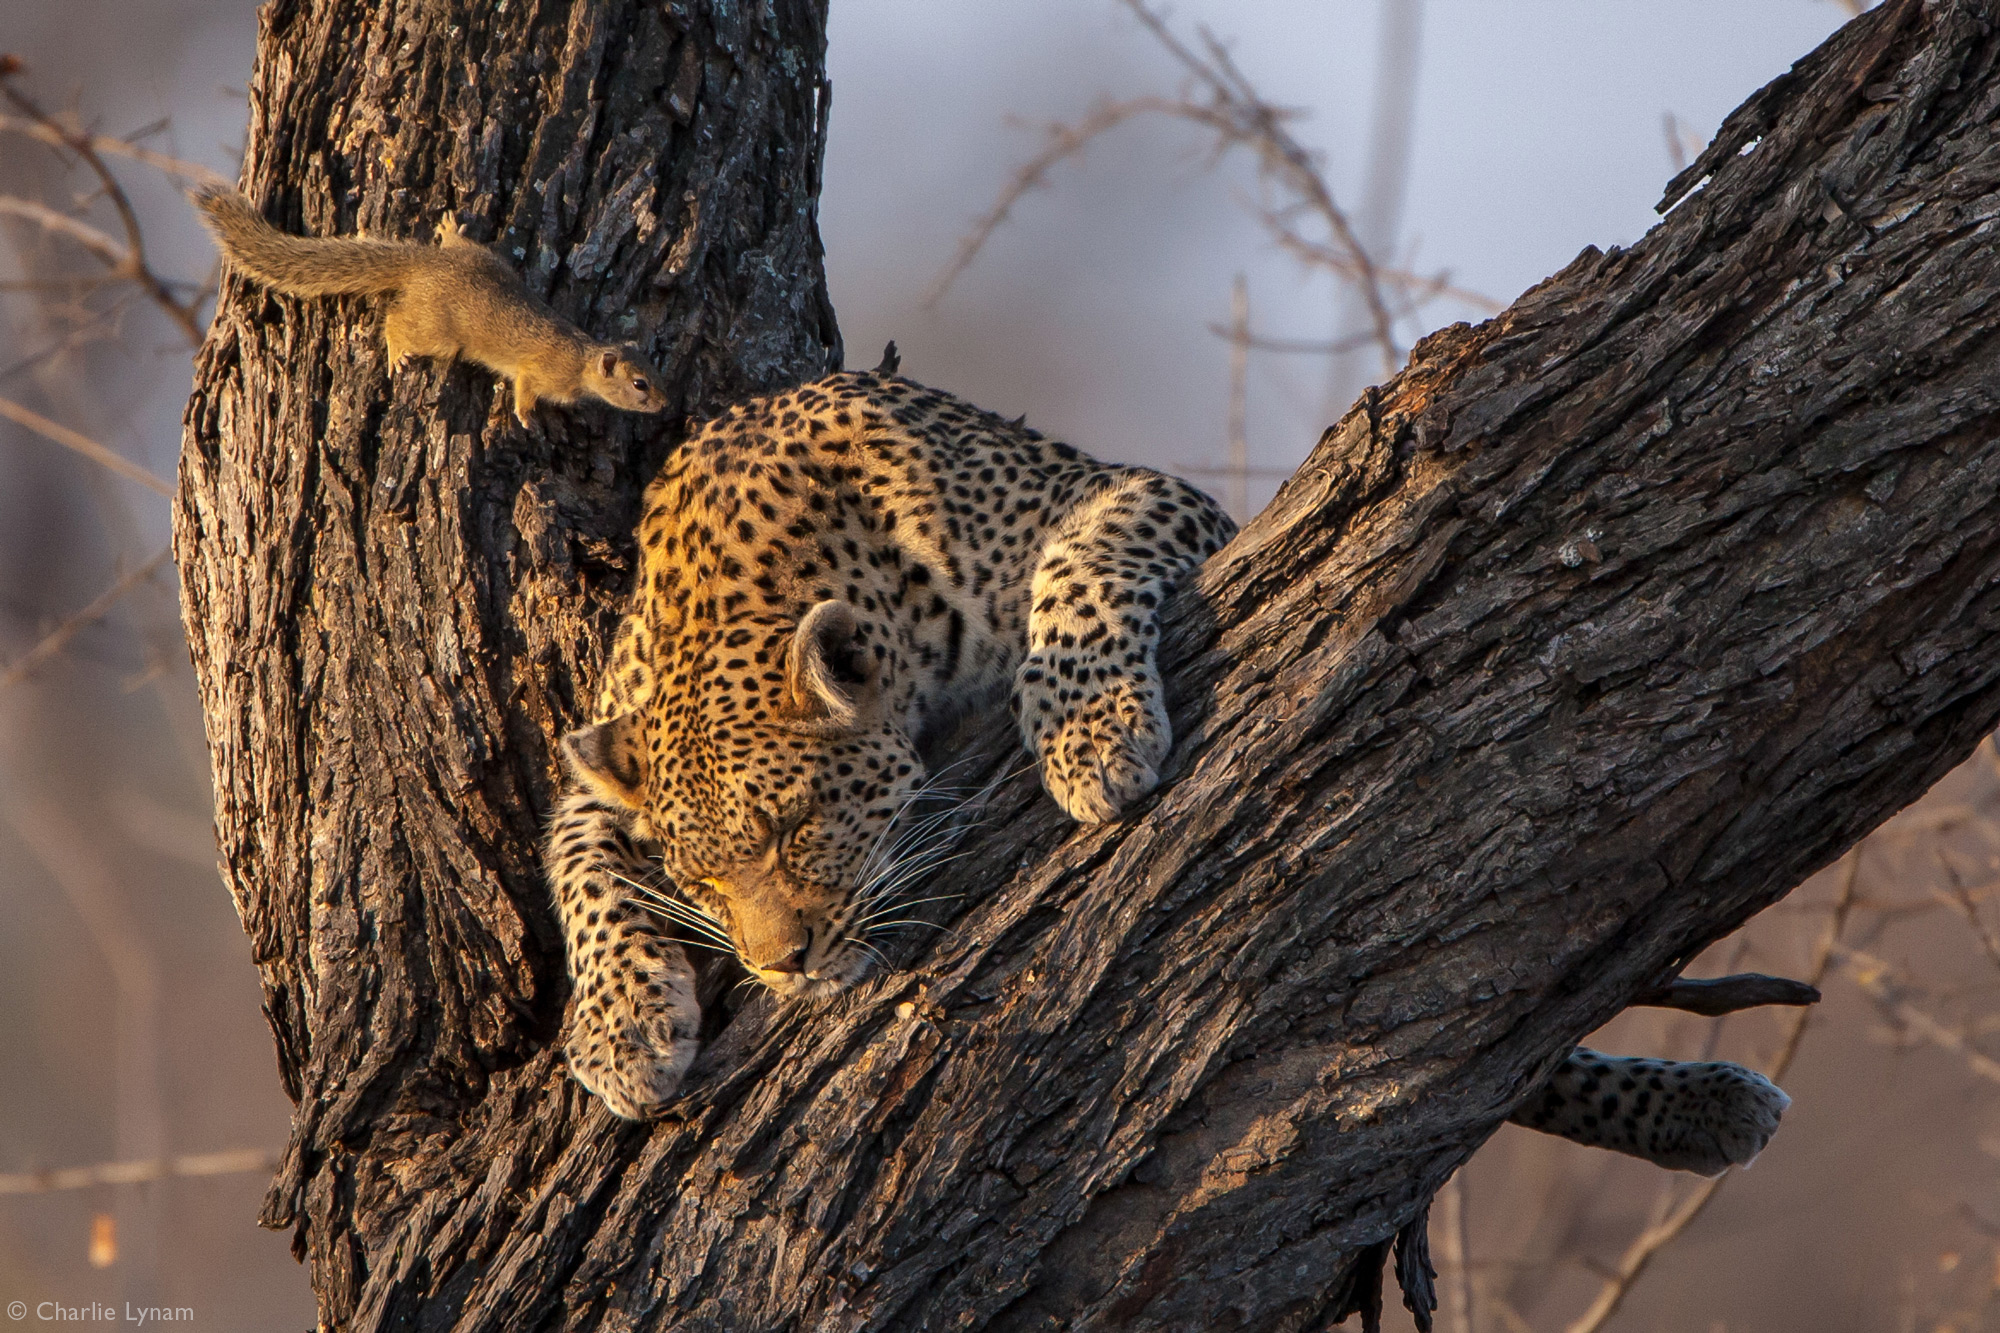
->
<box><xmin>542</xmin><ymin>361</ymin><xmax>1790</xmax><ymax>1176</ymax></box>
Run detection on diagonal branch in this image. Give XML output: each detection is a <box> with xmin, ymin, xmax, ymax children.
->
<box><xmin>0</xmin><ymin>113</ymin><xmax>232</xmax><ymax>189</ymax></box>
<box><xmin>0</xmin><ymin>1148</ymin><xmax>279</xmax><ymax>1196</ymax></box>
<box><xmin>0</xmin><ymin>547</ymin><xmax>173</xmax><ymax>691</ymax></box>
<box><xmin>0</xmin><ymin>195</ymin><xmax>132</xmax><ymax>267</ymax></box>
<box><xmin>923</xmin><ymin>97</ymin><xmax>1175</xmax><ymax>307</ymax></box>
<box><xmin>1838</xmin><ymin>944</ymin><xmax>2000</xmax><ymax>1085</ymax></box>
<box><xmin>177</xmin><ymin>2</ymin><xmax>2000</xmax><ymax>1328</ymax></box>
<box><xmin>0</xmin><ymin>394</ymin><xmax>174</xmax><ymax>496</ymax></box>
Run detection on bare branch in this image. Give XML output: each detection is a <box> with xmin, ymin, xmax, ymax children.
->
<box><xmin>0</xmin><ymin>322</ymin><xmax>116</xmax><ymax>383</ymax></box>
<box><xmin>0</xmin><ymin>275</ymin><xmax>126</xmax><ymax>293</ymax></box>
<box><xmin>1936</xmin><ymin>854</ymin><xmax>2000</xmax><ymax>975</ymax></box>
<box><xmin>1224</xmin><ymin>273</ymin><xmax>1248</xmax><ymax>521</ymax></box>
<box><xmin>923</xmin><ymin>97</ymin><xmax>1173</xmax><ymax>307</ymax></box>
<box><xmin>1173</xmin><ymin>463</ymin><xmax>1304</xmax><ymax>478</ymax></box>
<box><xmin>1629</xmin><ymin>972</ymin><xmax>1823</xmax><ymax>1016</ymax></box>
<box><xmin>1565</xmin><ymin>850</ymin><xmax>1863</xmax><ymax>1333</ymax></box>
<box><xmin>1837</xmin><ymin>944</ymin><xmax>2000</xmax><ymax>1085</ymax></box>
<box><xmin>1154</xmin><ymin>7</ymin><xmax>1400</xmax><ymax>371</ymax></box>
<box><xmin>0</xmin><ymin>1148</ymin><xmax>278</xmax><ymax>1196</ymax></box>
<box><xmin>1387</xmin><ymin>265</ymin><xmax>1504</xmax><ymax>317</ymax></box>
<box><xmin>0</xmin><ymin>64</ymin><xmax>207</xmax><ymax>344</ymax></box>
<box><xmin>0</xmin><ymin>394</ymin><xmax>174</xmax><ymax>496</ymax></box>
<box><xmin>927</xmin><ymin>2</ymin><xmax>1496</xmax><ymax>375</ymax></box>
<box><xmin>1205</xmin><ymin>323</ymin><xmax>1383</xmax><ymax>356</ymax></box>
<box><xmin>0</xmin><ymin>195</ymin><xmax>130</xmax><ymax>267</ymax></box>
<box><xmin>0</xmin><ymin>547</ymin><xmax>172</xmax><ymax>691</ymax></box>
<box><xmin>0</xmin><ymin>114</ymin><xmax>231</xmax><ymax>189</ymax></box>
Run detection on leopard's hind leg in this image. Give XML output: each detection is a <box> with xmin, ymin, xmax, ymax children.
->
<box><xmin>1509</xmin><ymin>1047</ymin><xmax>1790</xmax><ymax>1174</ymax></box>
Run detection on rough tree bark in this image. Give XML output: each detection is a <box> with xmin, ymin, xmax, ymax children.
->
<box><xmin>178</xmin><ymin>0</ymin><xmax>2000</xmax><ymax>1329</ymax></box>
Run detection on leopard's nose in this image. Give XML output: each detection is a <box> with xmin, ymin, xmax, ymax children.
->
<box><xmin>761</xmin><ymin>946</ymin><xmax>807</xmax><ymax>975</ymax></box>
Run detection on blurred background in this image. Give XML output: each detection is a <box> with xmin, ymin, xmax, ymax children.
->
<box><xmin>10</xmin><ymin>1</ymin><xmax>1996</xmax><ymax>1329</ymax></box>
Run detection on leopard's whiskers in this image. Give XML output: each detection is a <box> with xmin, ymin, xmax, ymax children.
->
<box><xmin>846</xmin><ymin>758</ymin><xmax>1029</xmax><ymax>958</ymax></box>
<box><xmin>855</xmin><ymin>890</ymin><xmax>966</xmax><ymax>923</ymax></box>
<box><xmin>860</xmin><ymin>919</ymin><xmax>962</xmax><ymax>941</ymax></box>
<box><xmin>843</xmin><ymin>935</ymin><xmax>895</xmax><ymax>970</ymax></box>
<box><xmin>607</xmin><ymin>867</ymin><xmax>737</xmax><ymax>953</ymax></box>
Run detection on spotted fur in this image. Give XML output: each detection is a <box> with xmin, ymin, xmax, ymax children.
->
<box><xmin>1509</xmin><ymin>1048</ymin><xmax>1790</xmax><ymax>1174</ymax></box>
<box><xmin>543</xmin><ymin>369</ymin><xmax>1792</xmax><ymax>1177</ymax></box>
<box><xmin>544</xmin><ymin>369</ymin><xmax>1230</xmax><ymax>1116</ymax></box>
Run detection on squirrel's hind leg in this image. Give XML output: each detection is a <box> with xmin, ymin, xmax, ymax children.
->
<box><xmin>381</xmin><ymin>299</ymin><xmax>413</xmax><ymax>368</ymax></box>
<box><xmin>511</xmin><ymin>376</ymin><xmax>540</xmax><ymax>427</ymax></box>
<box><xmin>382</xmin><ymin>296</ymin><xmax>458</xmax><ymax>371</ymax></box>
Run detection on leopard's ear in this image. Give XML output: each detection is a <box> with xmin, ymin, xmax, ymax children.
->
<box><xmin>785</xmin><ymin>600</ymin><xmax>876</xmax><ymax>732</ymax></box>
<box><xmin>561</xmin><ymin>711</ymin><xmax>646</xmax><ymax>808</ymax></box>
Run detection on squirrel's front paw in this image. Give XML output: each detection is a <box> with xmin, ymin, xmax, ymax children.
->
<box><xmin>565</xmin><ymin>971</ymin><xmax>701</xmax><ymax>1119</ymax></box>
<box><xmin>1014</xmin><ymin>651</ymin><xmax>1171</xmax><ymax>823</ymax></box>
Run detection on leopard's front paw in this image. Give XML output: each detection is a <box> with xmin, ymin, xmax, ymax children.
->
<box><xmin>1014</xmin><ymin>651</ymin><xmax>1171</xmax><ymax>823</ymax></box>
<box><xmin>565</xmin><ymin>969</ymin><xmax>701</xmax><ymax>1119</ymax></box>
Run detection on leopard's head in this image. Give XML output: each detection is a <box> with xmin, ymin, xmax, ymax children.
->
<box><xmin>562</xmin><ymin>601</ymin><xmax>931</xmax><ymax>998</ymax></box>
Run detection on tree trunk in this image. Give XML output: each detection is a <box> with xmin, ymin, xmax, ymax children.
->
<box><xmin>177</xmin><ymin>0</ymin><xmax>2000</xmax><ymax>1329</ymax></box>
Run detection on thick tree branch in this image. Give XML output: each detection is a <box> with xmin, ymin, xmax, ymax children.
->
<box><xmin>178</xmin><ymin>1</ymin><xmax>2000</xmax><ymax>1329</ymax></box>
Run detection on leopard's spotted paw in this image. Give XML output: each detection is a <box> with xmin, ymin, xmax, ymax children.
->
<box><xmin>565</xmin><ymin>967</ymin><xmax>701</xmax><ymax>1120</ymax></box>
<box><xmin>1014</xmin><ymin>650</ymin><xmax>1171</xmax><ymax>823</ymax></box>
<box><xmin>1510</xmin><ymin>1049</ymin><xmax>1792</xmax><ymax>1176</ymax></box>
<box><xmin>1651</xmin><ymin>1060</ymin><xmax>1791</xmax><ymax>1175</ymax></box>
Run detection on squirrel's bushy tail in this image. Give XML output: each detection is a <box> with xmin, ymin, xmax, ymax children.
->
<box><xmin>194</xmin><ymin>187</ymin><xmax>418</xmax><ymax>296</ymax></box>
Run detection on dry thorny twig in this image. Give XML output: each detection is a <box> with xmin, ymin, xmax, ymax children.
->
<box><xmin>0</xmin><ymin>56</ymin><xmax>213</xmax><ymax>344</ymax></box>
<box><xmin>924</xmin><ymin>0</ymin><xmax>1496</xmax><ymax>379</ymax></box>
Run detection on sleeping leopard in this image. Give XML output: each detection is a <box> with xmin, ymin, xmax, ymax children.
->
<box><xmin>543</xmin><ymin>364</ymin><xmax>1789</xmax><ymax>1175</ymax></box>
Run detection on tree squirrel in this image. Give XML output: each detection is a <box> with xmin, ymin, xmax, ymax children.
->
<box><xmin>194</xmin><ymin>187</ymin><xmax>668</xmax><ymax>427</ymax></box>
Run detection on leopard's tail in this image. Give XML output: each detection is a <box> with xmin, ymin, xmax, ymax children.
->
<box><xmin>194</xmin><ymin>186</ymin><xmax>423</xmax><ymax>296</ymax></box>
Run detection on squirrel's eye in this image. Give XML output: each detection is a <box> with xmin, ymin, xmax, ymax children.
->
<box><xmin>632</xmin><ymin>378</ymin><xmax>650</xmax><ymax>393</ymax></box>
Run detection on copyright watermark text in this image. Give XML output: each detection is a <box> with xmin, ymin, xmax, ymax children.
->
<box><xmin>6</xmin><ymin>1304</ymin><xmax>192</xmax><ymax>1325</ymax></box>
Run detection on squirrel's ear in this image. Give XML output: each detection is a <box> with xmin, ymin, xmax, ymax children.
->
<box><xmin>784</xmin><ymin>601</ymin><xmax>876</xmax><ymax>732</ymax></box>
<box><xmin>561</xmin><ymin>712</ymin><xmax>647</xmax><ymax>808</ymax></box>
<box><xmin>598</xmin><ymin>349</ymin><xmax>619</xmax><ymax>377</ymax></box>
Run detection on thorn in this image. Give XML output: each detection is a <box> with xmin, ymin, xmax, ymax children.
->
<box><xmin>875</xmin><ymin>340</ymin><xmax>900</xmax><ymax>375</ymax></box>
